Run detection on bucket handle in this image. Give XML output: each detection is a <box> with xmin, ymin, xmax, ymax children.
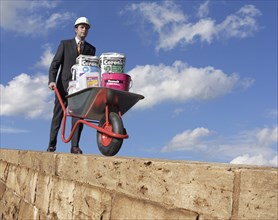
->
<box><xmin>129</xmin><ymin>79</ymin><xmax>133</xmax><ymax>89</ymax></box>
<box><xmin>71</xmin><ymin>65</ymin><xmax>77</xmax><ymax>80</ymax></box>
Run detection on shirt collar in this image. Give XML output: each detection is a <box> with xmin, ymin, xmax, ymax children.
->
<box><xmin>75</xmin><ymin>37</ymin><xmax>84</xmax><ymax>45</ymax></box>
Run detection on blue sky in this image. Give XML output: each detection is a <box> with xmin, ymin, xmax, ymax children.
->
<box><xmin>0</xmin><ymin>0</ymin><xmax>277</xmax><ymax>167</ymax></box>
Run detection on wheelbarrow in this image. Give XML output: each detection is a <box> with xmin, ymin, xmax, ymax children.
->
<box><xmin>54</xmin><ymin>86</ymin><xmax>144</xmax><ymax>156</ymax></box>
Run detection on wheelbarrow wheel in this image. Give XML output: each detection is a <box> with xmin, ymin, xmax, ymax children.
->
<box><xmin>97</xmin><ymin>112</ymin><xmax>124</xmax><ymax>156</ymax></box>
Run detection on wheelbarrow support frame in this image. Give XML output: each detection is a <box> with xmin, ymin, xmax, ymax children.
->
<box><xmin>54</xmin><ymin>87</ymin><xmax>128</xmax><ymax>144</ymax></box>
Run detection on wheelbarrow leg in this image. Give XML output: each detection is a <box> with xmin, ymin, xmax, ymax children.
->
<box><xmin>105</xmin><ymin>104</ymin><xmax>109</xmax><ymax>124</ymax></box>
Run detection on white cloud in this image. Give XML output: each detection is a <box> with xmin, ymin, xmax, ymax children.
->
<box><xmin>124</xmin><ymin>2</ymin><xmax>261</xmax><ymax>51</ymax></box>
<box><xmin>128</xmin><ymin>60</ymin><xmax>253</xmax><ymax>109</ymax></box>
<box><xmin>0</xmin><ymin>0</ymin><xmax>74</xmax><ymax>36</ymax></box>
<box><xmin>197</xmin><ymin>0</ymin><xmax>210</xmax><ymax>18</ymax></box>
<box><xmin>0</xmin><ymin>126</ymin><xmax>29</xmax><ymax>134</ymax></box>
<box><xmin>0</xmin><ymin>73</ymin><xmax>53</xmax><ymax>119</ymax></box>
<box><xmin>266</xmin><ymin>109</ymin><xmax>278</xmax><ymax>119</ymax></box>
<box><xmin>162</xmin><ymin>125</ymin><xmax>278</xmax><ymax>167</ymax></box>
<box><xmin>172</xmin><ymin>108</ymin><xmax>184</xmax><ymax>117</ymax></box>
<box><xmin>162</xmin><ymin>127</ymin><xmax>211</xmax><ymax>152</ymax></box>
<box><xmin>216</xmin><ymin>5</ymin><xmax>261</xmax><ymax>39</ymax></box>
<box><xmin>269</xmin><ymin>155</ymin><xmax>278</xmax><ymax>167</ymax></box>
<box><xmin>255</xmin><ymin>126</ymin><xmax>278</xmax><ymax>147</ymax></box>
<box><xmin>230</xmin><ymin>154</ymin><xmax>277</xmax><ymax>167</ymax></box>
<box><xmin>35</xmin><ymin>44</ymin><xmax>55</xmax><ymax>69</ymax></box>
<box><xmin>126</xmin><ymin>1</ymin><xmax>187</xmax><ymax>32</ymax></box>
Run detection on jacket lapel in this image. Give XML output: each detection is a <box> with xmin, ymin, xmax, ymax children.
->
<box><xmin>71</xmin><ymin>39</ymin><xmax>78</xmax><ymax>57</ymax></box>
<box><xmin>82</xmin><ymin>41</ymin><xmax>89</xmax><ymax>54</ymax></box>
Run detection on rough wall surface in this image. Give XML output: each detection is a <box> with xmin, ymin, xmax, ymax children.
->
<box><xmin>0</xmin><ymin>149</ymin><xmax>277</xmax><ymax>219</ymax></box>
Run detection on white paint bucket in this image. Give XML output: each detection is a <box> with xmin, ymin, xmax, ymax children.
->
<box><xmin>76</xmin><ymin>55</ymin><xmax>100</xmax><ymax>67</ymax></box>
<box><xmin>70</xmin><ymin>56</ymin><xmax>101</xmax><ymax>92</ymax></box>
<box><xmin>100</xmin><ymin>52</ymin><xmax>125</xmax><ymax>74</ymax></box>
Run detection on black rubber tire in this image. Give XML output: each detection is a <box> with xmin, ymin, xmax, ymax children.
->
<box><xmin>96</xmin><ymin>112</ymin><xmax>124</xmax><ymax>156</ymax></box>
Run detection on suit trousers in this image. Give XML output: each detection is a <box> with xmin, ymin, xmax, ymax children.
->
<box><xmin>48</xmin><ymin>85</ymin><xmax>83</xmax><ymax>148</ymax></box>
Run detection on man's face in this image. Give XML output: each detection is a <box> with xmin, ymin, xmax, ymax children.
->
<box><xmin>75</xmin><ymin>24</ymin><xmax>89</xmax><ymax>40</ymax></box>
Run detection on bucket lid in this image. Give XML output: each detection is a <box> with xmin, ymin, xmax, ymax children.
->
<box><xmin>77</xmin><ymin>55</ymin><xmax>99</xmax><ymax>60</ymax></box>
<box><xmin>100</xmin><ymin>52</ymin><xmax>125</xmax><ymax>58</ymax></box>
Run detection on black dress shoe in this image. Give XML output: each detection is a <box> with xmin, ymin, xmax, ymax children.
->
<box><xmin>71</xmin><ymin>146</ymin><xmax>83</xmax><ymax>154</ymax></box>
<box><xmin>47</xmin><ymin>146</ymin><xmax>56</xmax><ymax>152</ymax></box>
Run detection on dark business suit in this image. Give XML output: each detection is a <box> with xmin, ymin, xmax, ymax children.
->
<box><xmin>48</xmin><ymin>38</ymin><xmax>96</xmax><ymax>148</ymax></box>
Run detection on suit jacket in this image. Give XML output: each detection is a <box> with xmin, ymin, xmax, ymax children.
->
<box><xmin>49</xmin><ymin>38</ymin><xmax>96</xmax><ymax>92</ymax></box>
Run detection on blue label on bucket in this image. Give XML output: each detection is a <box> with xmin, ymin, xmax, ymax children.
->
<box><xmin>79</xmin><ymin>66</ymin><xmax>100</xmax><ymax>77</ymax></box>
<box><xmin>82</xmin><ymin>66</ymin><xmax>90</xmax><ymax>73</ymax></box>
<box><xmin>90</xmin><ymin>66</ymin><xmax>100</xmax><ymax>72</ymax></box>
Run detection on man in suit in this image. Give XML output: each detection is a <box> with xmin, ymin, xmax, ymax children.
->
<box><xmin>47</xmin><ymin>17</ymin><xmax>96</xmax><ymax>154</ymax></box>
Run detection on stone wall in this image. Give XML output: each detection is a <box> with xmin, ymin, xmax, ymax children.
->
<box><xmin>0</xmin><ymin>148</ymin><xmax>277</xmax><ymax>219</ymax></box>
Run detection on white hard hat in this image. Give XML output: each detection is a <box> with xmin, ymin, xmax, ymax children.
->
<box><xmin>74</xmin><ymin>17</ymin><xmax>90</xmax><ymax>28</ymax></box>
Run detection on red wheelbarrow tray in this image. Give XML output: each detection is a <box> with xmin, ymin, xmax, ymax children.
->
<box><xmin>66</xmin><ymin>87</ymin><xmax>144</xmax><ymax>121</ymax></box>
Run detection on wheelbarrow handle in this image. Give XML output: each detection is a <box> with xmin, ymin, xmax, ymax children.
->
<box><xmin>53</xmin><ymin>86</ymin><xmax>74</xmax><ymax>143</ymax></box>
<box><xmin>54</xmin><ymin>87</ymin><xmax>67</xmax><ymax>113</ymax></box>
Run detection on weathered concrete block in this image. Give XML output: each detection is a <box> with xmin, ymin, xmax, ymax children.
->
<box><xmin>0</xmin><ymin>189</ymin><xmax>20</xmax><ymax>219</ymax></box>
<box><xmin>56</xmin><ymin>155</ymin><xmax>234</xmax><ymax>219</ymax></box>
<box><xmin>0</xmin><ymin>149</ymin><xmax>19</xmax><ymax>165</ymax></box>
<box><xmin>73</xmin><ymin>183</ymin><xmax>112</xmax><ymax>219</ymax></box>
<box><xmin>35</xmin><ymin>173</ymin><xmax>53</xmax><ymax>213</ymax></box>
<box><xmin>5</xmin><ymin>164</ymin><xmax>21</xmax><ymax>196</ymax></box>
<box><xmin>0</xmin><ymin>161</ymin><xmax>8</xmax><ymax>182</ymax></box>
<box><xmin>237</xmin><ymin>169</ymin><xmax>278</xmax><ymax>220</ymax></box>
<box><xmin>56</xmin><ymin>154</ymin><xmax>93</xmax><ymax>183</ymax></box>
<box><xmin>121</xmin><ymin>160</ymin><xmax>234</xmax><ymax>219</ymax></box>
<box><xmin>18</xmin><ymin>199</ymin><xmax>39</xmax><ymax>219</ymax></box>
<box><xmin>0</xmin><ymin>180</ymin><xmax>6</xmax><ymax>200</ymax></box>
<box><xmin>49</xmin><ymin>176</ymin><xmax>75</xmax><ymax>219</ymax></box>
<box><xmin>37</xmin><ymin>211</ymin><xmax>52</xmax><ymax>220</ymax></box>
<box><xmin>18</xmin><ymin>151</ymin><xmax>57</xmax><ymax>175</ymax></box>
<box><xmin>5</xmin><ymin>164</ymin><xmax>37</xmax><ymax>204</ymax></box>
<box><xmin>111</xmin><ymin>194</ymin><xmax>199</xmax><ymax>219</ymax></box>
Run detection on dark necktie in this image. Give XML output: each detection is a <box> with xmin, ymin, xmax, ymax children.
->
<box><xmin>77</xmin><ymin>41</ymin><xmax>82</xmax><ymax>55</ymax></box>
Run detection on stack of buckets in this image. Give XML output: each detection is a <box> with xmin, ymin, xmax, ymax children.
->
<box><xmin>69</xmin><ymin>52</ymin><xmax>131</xmax><ymax>94</ymax></box>
<box><xmin>100</xmin><ymin>52</ymin><xmax>131</xmax><ymax>92</ymax></box>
